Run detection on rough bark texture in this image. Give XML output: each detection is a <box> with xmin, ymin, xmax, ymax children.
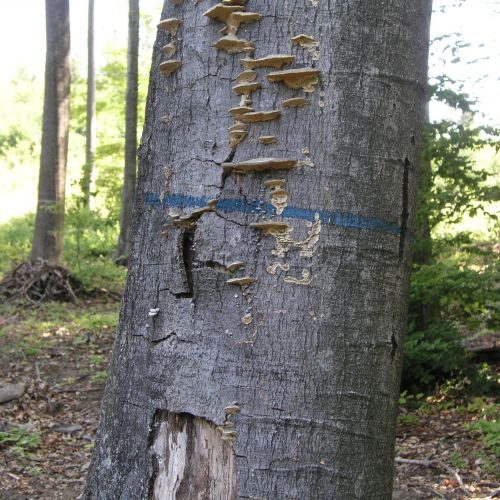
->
<box><xmin>31</xmin><ymin>0</ymin><xmax>71</xmax><ymax>263</ymax></box>
<box><xmin>117</xmin><ymin>0</ymin><xmax>140</xmax><ymax>260</ymax></box>
<box><xmin>82</xmin><ymin>0</ymin><xmax>96</xmax><ymax>207</ymax></box>
<box><xmin>86</xmin><ymin>1</ymin><xmax>432</xmax><ymax>498</ymax></box>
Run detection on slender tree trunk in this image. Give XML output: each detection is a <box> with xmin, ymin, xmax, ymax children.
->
<box><xmin>116</xmin><ymin>0</ymin><xmax>140</xmax><ymax>262</ymax></box>
<box><xmin>82</xmin><ymin>0</ymin><xmax>96</xmax><ymax>207</ymax></box>
<box><xmin>31</xmin><ymin>0</ymin><xmax>71</xmax><ymax>263</ymax></box>
<box><xmin>86</xmin><ymin>1</ymin><xmax>431</xmax><ymax>498</ymax></box>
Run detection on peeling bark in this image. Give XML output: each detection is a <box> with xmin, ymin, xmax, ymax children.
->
<box><xmin>85</xmin><ymin>1</ymin><xmax>432</xmax><ymax>498</ymax></box>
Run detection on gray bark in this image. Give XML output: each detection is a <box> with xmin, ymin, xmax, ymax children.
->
<box><xmin>116</xmin><ymin>0</ymin><xmax>140</xmax><ymax>261</ymax></box>
<box><xmin>31</xmin><ymin>0</ymin><xmax>71</xmax><ymax>263</ymax></box>
<box><xmin>82</xmin><ymin>0</ymin><xmax>96</xmax><ymax>207</ymax></box>
<box><xmin>86</xmin><ymin>1</ymin><xmax>432</xmax><ymax>498</ymax></box>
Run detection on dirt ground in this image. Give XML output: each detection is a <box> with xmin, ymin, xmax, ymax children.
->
<box><xmin>0</xmin><ymin>299</ymin><xmax>498</xmax><ymax>499</ymax></box>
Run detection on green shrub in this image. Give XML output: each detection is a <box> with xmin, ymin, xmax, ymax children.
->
<box><xmin>402</xmin><ymin>321</ymin><xmax>470</xmax><ymax>391</ymax></box>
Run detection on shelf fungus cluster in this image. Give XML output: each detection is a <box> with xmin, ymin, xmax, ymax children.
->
<box><xmin>157</xmin><ymin>18</ymin><xmax>182</xmax><ymax>76</ymax></box>
<box><xmin>218</xmin><ymin>403</ymin><xmax>241</xmax><ymax>445</ymax></box>
<box><xmin>200</xmin><ymin>3</ymin><xmax>323</xmax><ymax>290</ymax></box>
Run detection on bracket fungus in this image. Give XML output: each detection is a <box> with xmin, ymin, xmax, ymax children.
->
<box><xmin>231</xmin><ymin>82</ymin><xmax>261</xmax><ymax>95</ymax></box>
<box><xmin>222</xmin><ymin>0</ymin><xmax>248</xmax><ymax>4</ymax></box>
<box><xmin>266</xmin><ymin>68</ymin><xmax>321</xmax><ymax>92</ymax></box>
<box><xmin>222</xmin><ymin>157</ymin><xmax>298</xmax><ymax>173</ymax></box>
<box><xmin>157</xmin><ymin>18</ymin><xmax>181</xmax><ymax>35</ymax></box>
<box><xmin>258</xmin><ymin>135</ymin><xmax>277</xmax><ymax>144</ymax></box>
<box><xmin>161</xmin><ymin>43</ymin><xmax>176</xmax><ymax>57</ymax></box>
<box><xmin>213</xmin><ymin>35</ymin><xmax>254</xmax><ymax>54</ymax></box>
<box><xmin>226</xmin><ymin>276</ymin><xmax>255</xmax><ymax>286</ymax></box>
<box><xmin>224</xmin><ymin>404</ymin><xmax>241</xmax><ymax>414</ymax></box>
<box><xmin>229</xmin><ymin>128</ymin><xmax>247</xmax><ymax>148</ymax></box>
<box><xmin>226</xmin><ymin>12</ymin><xmax>262</xmax><ymax>33</ymax></box>
<box><xmin>291</xmin><ymin>34</ymin><xmax>317</xmax><ymax>48</ymax></box>
<box><xmin>159</xmin><ymin>60</ymin><xmax>181</xmax><ymax>76</ymax></box>
<box><xmin>240</xmin><ymin>55</ymin><xmax>295</xmax><ymax>69</ymax></box>
<box><xmin>226</xmin><ymin>261</ymin><xmax>245</xmax><ymax>272</ymax></box>
<box><xmin>236</xmin><ymin>69</ymin><xmax>257</xmax><ymax>83</ymax></box>
<box><xmin>203</xmin><ymin>4</ymin><xmax>244</xmax><ymax>23</ymax></box>
<box><xmin>283</xmin><ymin>97</ymin><xmax>308</xmax><ymax>108</ymax></box>
<box><xmin>229</xmin><ymin>106</ymin><xmax>254</xmax><ymax>117</ymax></box>
<box><xmin>238</xmin><ymin>110</ymin><xmax>281</xmax><ymax>122</ymax></box>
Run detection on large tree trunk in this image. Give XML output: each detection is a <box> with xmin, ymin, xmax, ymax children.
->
<box><xmin>81</xmin><ymin>0</ymin><xmax>96</xmax><ymax>207</ymax></box>
<box><xmin>116</xmin><ymin>0</ymin><xmax>140</xmax><ymax>262</ymax></box>
<box><xmin>86</xmin><ymin>1</ymin><xmax>431</xmax><ymax>498</ymax></box>
<box><xmin>31</xmin><ymin>0</ymin><xmax>71</xmax><ymax>263</ymax></box>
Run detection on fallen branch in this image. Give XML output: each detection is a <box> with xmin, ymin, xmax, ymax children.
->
<box><xmin>0</xmin><ymin>259</ymin><xmax>79</xmax><ymax>303</ymax></box>
<box><xmin>395</xmin><ymin>457</ymin><xmax>470</xmax><ymax>497</ymax></box>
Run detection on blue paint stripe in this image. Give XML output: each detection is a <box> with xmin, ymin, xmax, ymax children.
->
<box><xmin>143</xmin><ymin>192</ymin><xmax>401</xmax><ymax>236</ymax></box>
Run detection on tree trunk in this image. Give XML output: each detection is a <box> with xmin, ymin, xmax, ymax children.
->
<box><xmin>116</xmin><ymin>0</ymin><xmax>140</xmax><ymax>262</ymax></box>
<box><xmin>86</xmin><ymin>1</ymin><xmax>431</xmax><ymax>498</ymax></box>
<box><xmin>31</xmin><ymin>0</ymin><xmax>71</xmax><ymax>263</ymax></box>
<box><xmin>82</xmin><ymin>0</ymin><xmax>96</xmax><ymax>207</ymax></box>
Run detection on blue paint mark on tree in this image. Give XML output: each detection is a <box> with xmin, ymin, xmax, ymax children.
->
<box><xmin>143</xmin><ymin>192</ymin><xmax>401</xmax><ymax>236</ymax></box>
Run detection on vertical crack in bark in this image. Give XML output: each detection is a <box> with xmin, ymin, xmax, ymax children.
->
<box><xmin>180</xmin><ymin>228</ymin><xmax>195</xmax><ymax>298</ymax></box>
<box><xmin>399</xmin><ymin>158</ymin><xmax>410</xmax><ymax>261</ymax></box>
<box><xmin>391</xmin><ymin>332</ymin><xmax>398</xmax><ymax>359</ymax></box>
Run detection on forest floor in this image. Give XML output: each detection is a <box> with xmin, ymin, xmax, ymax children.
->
<box><xmin>0</xmin><ymin>298</ymin><xmax>498</xmax><ymax>499</ymax></box>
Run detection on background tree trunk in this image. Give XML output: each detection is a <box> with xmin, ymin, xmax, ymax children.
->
<box><xmin>81</xmin><ymin>0</ymin><xmax>96</xmax><ymax>207</ymax></box>
<box><xmin>116</xmin><ymin>0</ymin><xmax>140</xmax><ymax>262</ymax></box>
<box><xmin>86</xmin><ymin>1</ymin><xmax>431</xmax><ymax>498</ymax></box>
<box><xmin>31</xmin><ymin>0</ymin><xmax>71</xmax><ymax>263</ymax></box>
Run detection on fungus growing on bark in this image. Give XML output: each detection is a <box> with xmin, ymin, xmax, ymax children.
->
<box><xmin>161</xmin><ymin>43</ymin><xmax>176</xmax><ymax>57</ymax></box>
<box><xmin>159</xmin><ymin>60</ymin><xmax>181</xmax><ymax>76</ymax></box>
<box><xmin>283</xmin><ymin>97</ymin><xmax>308</xmax><ymax>108</ymax></box>
<box><xmin>291</xmin><ymin>34</ymin><xmax>317</xmax><ymax>48</ymax></box>
<box><xmin>264</xmin><ymin>179</ymin><xmax>286</xmax><ymax>189</ymax></box>
<box><xmin>228</xmin><ymin>122</ymin><xmax>248</xmax><ymax>135</ymax></box>
<box><xmin>203</xmin><ymin>4</ymin><xmax>243</xmax><ymax>23</ymax></box>
<box><xmin>240</xmin><ymin>55</ymin><xmax>295</xmax><ymax>69</ymax></box>
<box><xmin>226</xmin><ymin>12</ymin><xmax>262</xmax><ymax>33</ymax></box>
<box><xmin>157</xmin><ymin>18</ymin><xmax>181</xmax><ymax>35</ymax></box>
<box><xmin>149</xmin><ymin>308</ymin><xmax>160</xmax><ymax>317</ymax></box>
<box><xmin>266</xmin><ymin>68</ymin><xmax>320</xmax><ymax>92</ymax></box>
<box><xmin>160</xmin><ymin>115</ymin><xmax>169</xmax><ymax>124</ymax></box>
<box><xmin>222</xmin><ymin>0</ymin><xmax>248</xmax><ymax>4</ymax></box>
<box><xmin>241</xmin><ymin>313</ymin><xmax>253</xmax><ymax>325</ymax></box>
<box><xmin>238</xmin><ymin>110</ymin><xmax>281</xmax><ymax>122</ymax></box>
<box><xmin>229</xmin><ymin>106</ymin><xmax>254</xmax><ymax>117</ymax></box>
<box><xmin>229</xmin><ymin>129</ymin><xmax>247</xmax><ymax>148</ymax></box>
<box><xmin>236</xmin><ymin>69</ymin><xmax>257</xmax><ymax>83</ymax></box>
<box><xmin>258</xmin><ymin>135</ymin><xmax>277</xmax><ymax>144</ymax></box>
<box><xmin>284</xmin><ymin>268</ymin><xmax>312</xmax><ymax>285</ymax></box>
<box><xmin>222</xmin><ymin>158</ymin><xmax>298</xmax><ymax>173</ymax></box>
<box><xmin>231</xmin><ymin>82</ymin><xmax>261</xmax><ymax>95</ymax></box>
<box><xmin>226</xmin><ymin>261</ymin><xmax>245</xmax><ymax>272</ymax></box>
<box><xmin>224</xmin><ymin>404</ymin><xmax>241</xmax><ymax>414</ymax></box>
<box><xmin>226</xmin><ymin>277</ymin><xmax>255</xmax><ymax>286</ymax></box>
<box><xmin>213</xmin><ymin>35</ymin><xmax>253</xmax><ymax>54</ymax></box>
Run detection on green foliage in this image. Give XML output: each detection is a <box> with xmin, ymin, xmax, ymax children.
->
<box><xmin>421</xmin><ymin>121</ymin><xmax>500</xmax><ymax>228</ymax></box>
<box><xmin>403</xmin><ymin>321</ymin><xmax>469</xmax><ymax>390</ymax></box>
<box><xmin>0</xmin><ymin>214</ymin><xmax>34</xmax><ymax>277</ymax></box>
<box><xmin>0</xmin><ymin>427</ymin><xmax>42</xmax><ymax>452</ymax></box>
<box><xmin>465</xmin><ymin>400</ymin><xmax>500</xmax><ymax>457</ymax></box>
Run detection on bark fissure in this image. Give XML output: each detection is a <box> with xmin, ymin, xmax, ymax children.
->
<box><xmin>399</xmin><ymin>157</ymin><xmax>410</xmax><ymax>261</ymax></box>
